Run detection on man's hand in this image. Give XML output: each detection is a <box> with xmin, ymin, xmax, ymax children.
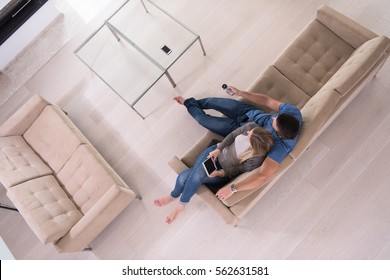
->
<box><xmin>216</xmin><ymin>185</ymin><xmax>233</xmax><ymax>201</ymax></box>
<box><xmin>228</xmin><ymin>86</ymin><xmax>242</xmax><ymax>96</ymax></box>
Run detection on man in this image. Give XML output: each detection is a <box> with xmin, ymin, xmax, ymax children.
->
<box><xmin>173</xmin><ymin>85</ymin><xmax>302</xmax><ymax>201</ymax></box>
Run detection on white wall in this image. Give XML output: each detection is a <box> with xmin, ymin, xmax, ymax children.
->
<box><xmin>0</xmin><ymin>1</ymin><xmax>61</xmax><ymax>70</ymax></box>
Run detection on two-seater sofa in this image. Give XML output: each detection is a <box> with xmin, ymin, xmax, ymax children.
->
<box><xmin>0</xmin><ymin>95</ymin><xmax>138</xmax><ymax>252</ymax></box>
<box><xmin>169</xmin><ymin>5</ymin><xmax>390</xmax><ymax>225</ymax></box>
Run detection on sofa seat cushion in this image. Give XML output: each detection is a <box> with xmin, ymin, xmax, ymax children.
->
<box><xmin>274</xmin><ymin>20</ymin><xmax>354</xmax><ymax>96</ymax></box>
<box><xmin>23</xmin><ymin>105</ymin><xmax>84</xmax><ymax>173</ymax></box>
<box><xmin>7</xmin><ymin>175</ymin><xmax>83</xmax><ymax>244</ymax></box>
<box><xmin>57</xmin><ymin>144</ymin><xmax>121</xmax><ymax>214</ymax></box>
<box><xmin>0</xmin><ymin>135</ymin><xmax>52</xmax><ymax>189</ymax></box>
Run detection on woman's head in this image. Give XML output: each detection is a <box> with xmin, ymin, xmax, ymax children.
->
<box><xmin>247</xmin><ymin>126</ymin><xmax>273</xmax><ymax>155</ymax></box>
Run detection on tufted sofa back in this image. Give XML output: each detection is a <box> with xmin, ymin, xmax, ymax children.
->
<box><xmin>273</xmin><ymin>20</ymin><xmax>355</xmax><ymax>97</ymax></box>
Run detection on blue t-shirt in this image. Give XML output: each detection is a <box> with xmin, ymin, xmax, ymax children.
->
<box><xmin>246</xmin><ymin>103</ymin><xmax>302</xmax><ymax>163</ymax></box>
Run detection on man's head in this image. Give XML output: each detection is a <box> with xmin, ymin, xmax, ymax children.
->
<box><xmin>272</xmin><ymin>113</ymin><xmax>300</xmax><ymax>139</ymax></box>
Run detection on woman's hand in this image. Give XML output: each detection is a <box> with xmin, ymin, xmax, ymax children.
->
<box><xmin>216</xmin><ymin>185</ymin><xmax>234</xmax><ymax>201</ymax></box>
<box><xmin>208</xmin><ymin>149</ymin><xmax>221</xmax><ymax>162</ymax></box>
<box><xmin>209</xmin><ymin>169</ymin><xmax>225</xmax><ymax>178</ymax></box>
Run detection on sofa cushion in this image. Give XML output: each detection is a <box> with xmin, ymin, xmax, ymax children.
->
<box><xmin>322</xmin><ymin>36</ymin><xmax>390</xmax><ymax>96</ymax></box>
<box><xmin>247</xmin><ymin>66</ymin><xmax>311</xmax><ymax>110</ymax></box>
<box><xmin>7</xmin><ymin>175</ymin><xmax>83</xmax><ymax>244</ymax></box>
<box><xmin>57</xmin><ymin>144</ymin><xmax>120</xmax><ymax>214</ymax></box>
<box><xmin>0</xmin><ymin>135</ymin><xmax>52</xmax><ymax>189</ymax></box>
<box><xmin>23</xmin><ymin>105</ymin><xmax>84</xmax><ymax>173</ymax></box>
<box><xmin>273</xmin><ymin>20</ymin><xmax>354</xmax><ymax>97</ymax></box>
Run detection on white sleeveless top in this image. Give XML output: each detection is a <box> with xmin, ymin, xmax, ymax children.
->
<box><xmin>234</xmin><ymin>134</ymin><xmax>251</xmax><ymax>159</ymax></box>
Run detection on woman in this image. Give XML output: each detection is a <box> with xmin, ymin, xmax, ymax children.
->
<box><xmin>154</xmin><ymin>122</ymin><xmax>273</xmax><ymax>224</ymax></box>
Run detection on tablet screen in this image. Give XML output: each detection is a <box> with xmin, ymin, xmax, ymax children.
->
<box><xmin>202</xmin><ymin>157</ymin><xmax>217</xmax><ymax>176</ymax></box>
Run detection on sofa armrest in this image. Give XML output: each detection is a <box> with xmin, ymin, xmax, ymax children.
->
<box><xmin>316</xmin><ymin>5</ymin><xmax>377</xmax><ymax>48</ymax></box>
<box><xmin>168</xmin><ymin>156</ymin><xmax>188</xmax><ymax>174</ymax></box>
<box><xmin>0</xmin><ymin>95</ymin><xmax>49</xmax><ymax>136</ymax></box>
<box><xmin>181</xmin><ymin>132</ymin><xmax>223</xmax><ymax>167</ymax></box>
<box><xmin>54</xmin><ymin>185</ymin><xmax>136</xmax><ymax>253</ymax></box>
<box><xmin>169</xmin><ymin>156</ymin><xmax>238</xmax><ymax>225</ymax></box>
<box><xmin>196</xmin><ymin>185</ymin><xmax>239</xmax><ymax>225</ymax></box>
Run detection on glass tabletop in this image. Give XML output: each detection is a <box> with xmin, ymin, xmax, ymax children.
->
<box><xmin>74</xmin><ymin>0</ymin><xmax>205</xmax><ymax>118</ymax></box>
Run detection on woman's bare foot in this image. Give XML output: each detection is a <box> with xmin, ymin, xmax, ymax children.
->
<box><xmin>165</xmin><ymin>204</ymin><xmax>185</xmax><ymax>224</ymax></box>
<box><xmin>154</xmin><ymin>196</ymin><xmax>175</xmax><ymax>207</ymax></box>
<box><xmin>173</xmin><ymin>96</ymin><xmax>185</xmax><ymax>105</ymax></box>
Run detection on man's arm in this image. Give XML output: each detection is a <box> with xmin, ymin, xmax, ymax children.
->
<box><xmin>229</xmin><ymin>86</ymin><xmax>282</xmax><ymax>112</ymax></box>
<box><xmin>215</xmin><ymin>156</ymin><xmax>280</xmax><ymax>201</ymax></box>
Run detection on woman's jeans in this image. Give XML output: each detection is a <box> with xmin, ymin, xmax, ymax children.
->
<box><xmin>171</xmin><ymin>144</ymin><xmax>231</xmax><ymax>204</ymax></box>
<box><xmin>183</xmin><ymin>97</ymin><xmax>258</xmax><ymax>137</ymax></box>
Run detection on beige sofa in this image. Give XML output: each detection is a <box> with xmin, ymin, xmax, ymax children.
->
<box><xmin>169</xmin><ymin>5</ymin><xmax>390</xmax><ymax>225</ymax></box>
<box><xmin>0</xmin><ymin>95</ymin><xmax>138</xmax><ymax>252</ymax></box>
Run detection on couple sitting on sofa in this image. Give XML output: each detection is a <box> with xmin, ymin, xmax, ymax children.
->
<box><xmin>154</xmin><ymin>86</ymin><xmax>302</xmax><ymax>223</ymax></box>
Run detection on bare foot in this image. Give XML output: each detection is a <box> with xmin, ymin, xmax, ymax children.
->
<box><xmin>166</xmin><ymin>204</ymin><xmax>185</xmax><ymax>224</ymax></box>
<box><xmin>154</xmin><ymin>196</ymin><xmax>175</xmax><ymax>207</ymax></box>
<box><xmin>173</xmin><ymin>96</ymin><xmax>185</xmax><ymax>105</ymax></box>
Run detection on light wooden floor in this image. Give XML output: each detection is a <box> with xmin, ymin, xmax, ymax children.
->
<box><xmin>1</xmin><ymin>0</ymin><xmax>390</xmax><ymax>260</ymax></box>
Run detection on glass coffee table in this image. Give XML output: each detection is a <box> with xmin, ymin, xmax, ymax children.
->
<box><xmin>74</xmin><ymin>0</ymin><xmax>206</xmax><ymax>118</ymax></box>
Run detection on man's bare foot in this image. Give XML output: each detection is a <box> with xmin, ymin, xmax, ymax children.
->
<box><xmin>166</xmin><ymin>204</ymin><xmax>185</xmax><ymax>224</ymax></box>
<box><xmin>173</xmin><ymin>96</ymin><xmax>185</xmax><ymax>105</ymax></box>
<box><xmin>154</xmin><ymin>196</ymin><xmax>176</xmax><ymax>207</ymax></box>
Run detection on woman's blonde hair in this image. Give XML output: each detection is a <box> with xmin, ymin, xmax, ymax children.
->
<box><xmin>240</xmin><ymin>126</ymin><xmax>273</xmax><ymax>163</ymax></box>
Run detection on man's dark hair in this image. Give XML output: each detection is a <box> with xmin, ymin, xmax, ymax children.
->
<box><xmin>276</xmin><ymin>114</ymin><xmax>300</xmax><ymax>139</ymax></box>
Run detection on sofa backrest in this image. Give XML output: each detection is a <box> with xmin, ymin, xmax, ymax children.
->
<box><xmin>290</xmin><ymin>88</ymin><xmax>340</xmax><ymax>159</ymax></box>
<box><xmin>273</xmin><ymin>20</ymin><xmax>355</xmax><ymax>97</ymax></box>
<box><xmin>0</xmin><ymin>94</ymin><xmax>49</xmax><ymax>137</ymax></box>
<box><xmin>23</xmin><ymin>105</ymin><xmax>85</xmax><ymax>173</ymax></box>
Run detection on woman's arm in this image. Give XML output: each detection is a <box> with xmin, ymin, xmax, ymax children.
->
<box><xmin>209</xmin><ymin>122</ymin><xmax>256</xmax><ymax>162</ymax></box>
<box><xmin>217</xmin><ymin>122</ymin><xmax>256</xmax><ymax>151</ymax></box>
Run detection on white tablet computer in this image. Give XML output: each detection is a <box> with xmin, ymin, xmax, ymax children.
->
<box><xmin>202</xmin><ymin>157</ymin><xmax>217</xmax><ymax>177</ymax></box>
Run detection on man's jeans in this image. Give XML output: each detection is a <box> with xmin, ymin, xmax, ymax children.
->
<box><xmin>171</xmin><ymin>144</ymin><xmax>230</xmax><ymax>204</ymax></box>
<box><xmin>183</xmin><ymin>97</ymin><xmax>258</xmax><ymax>136</ymax></box>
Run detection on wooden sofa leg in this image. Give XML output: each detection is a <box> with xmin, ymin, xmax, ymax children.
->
<box><xmin>0</xmin><ymin>203</ymin><xmax>18</xmax><ymax>212</ymax></box>
<box><xmin>83</xmin><ymin>246</ymin><xmax>92</xmax><ymax>251</ymax></box>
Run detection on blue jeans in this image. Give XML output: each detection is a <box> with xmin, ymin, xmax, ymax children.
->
<box><xmin>171</xmin><ymin>144</ymin><xmax>231</xmax><ymax>204</ymax></box>
<box><xmin>183</xmin><ymin>97</ymin><xmax>258</xmax><ymax>137</ymax></box>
